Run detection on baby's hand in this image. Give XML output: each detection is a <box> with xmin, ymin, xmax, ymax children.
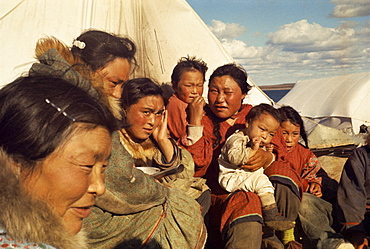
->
<box><xmin>266</xmin><ymin>144</ymin><xmax>274</xmax><ymax>153</ymax></box>
<box><xmin>250</xmin><ymin>137</ymin><xmax>261</xmax><ymax>157</ymax></box>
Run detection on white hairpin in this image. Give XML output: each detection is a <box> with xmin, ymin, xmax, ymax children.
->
<box><xmin>72</xmin><ymin>40</ymin><xmax>86</xmax><ymax>49</ymax></box>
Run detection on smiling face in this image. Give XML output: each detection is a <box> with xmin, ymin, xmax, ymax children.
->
<box><xmin>174</xmin><ymin>70</ymin><xmax>204</xmax><ymax>104</ymax></box>
<box><xmin>21</xmin><ymin>126</ymin><xmax>111</xmax><ymax>234</ymax></box>
<box><xmin>281</xmin><ymin>120</ymin><xmax>301</xmax><ymax>152</ymax></box>
<box><xmin>208</xmin><ymin>75</ymin><xmax>246</xmax><ymax>119</ymax></box>
<box><xmin>125</xmin><ymin>95</ymin><xmax>165</xmax><ymax>142</ymax></box>
<box><xmin>246</xmin><ymin>113</ymin><xmax>280</xmax><ymax>146</ymax></box>
<box><xmin>96</xmin><ymin>57</ymin><xmax>131</xmax><ymax>99</ymax></box>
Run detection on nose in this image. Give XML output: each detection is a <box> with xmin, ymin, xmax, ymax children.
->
<box><xmin>216</xmin><ymin>92</ymin><xmax>225</xmax><ymax>102</ymax></box>
<box><xmin>88</xmin><ymin>169</ymin><xmax>106</xmax><ymax>196</ymax></box>
<box><xmin>147</xmin><ymin>113</ymin><xmax>156</xmax><ymax>126</ymax></box>
<box><xmin>112</xmin><ymin>85</ymin><xmax>123</xmax><ymax>99</ymax></box>
<box><xmin>191</xmin><ymin>85</ymin><xmax>198</xmax><ymax>94</ymax></box>
<box><xmin>286</xmin><ymin>134</ymin><xmax>293</xmax><ymax>143</ymax></box>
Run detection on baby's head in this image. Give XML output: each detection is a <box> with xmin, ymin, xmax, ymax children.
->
<box><xmin>245</xmin><ymin>104</ymin><xmax>281</xmax><ymax>146</ymax></box>
<box><xmin>170</xmin><ymin>56</ymin><xmax>208</xmax><ymax>103</ymax></box>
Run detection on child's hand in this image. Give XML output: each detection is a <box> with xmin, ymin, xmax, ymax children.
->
<box><xmin>152</xmin><ymin>110</ymin><xmax>169</xmax><ymax>142</ymax></box>
<box><xmin>189</xmin><ymin>96</ymin><xmax>206</xmax><ymax>126</ymax></box>
<box><xmin>249</xmin><ymin>137</ymin><xmax>261</xmax><ymax>158</ymax></box>
<box><xmin>308</xmin><ymin>182</ymin><xmax>322</xmax><ymax>197</ymax></box>
<box><xmin>266</xmin><ymin>144</ymin><xmax>274</xmax><ymax>153</ymax></box>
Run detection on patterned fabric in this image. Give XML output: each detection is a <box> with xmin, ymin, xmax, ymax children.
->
<box><xmin>83</xmin><ymin>131</ymin><xmax>206</xmax><ymax>248</ymax></box>
<box><xmin>182</xmin><ymin>105</ymin><xmax>263</xmax><ymax>237</ymax></box>
<box><xmin>265</xmin><ymin>129</ymin><xmax>322</xmax><ymax>198</ymax></box>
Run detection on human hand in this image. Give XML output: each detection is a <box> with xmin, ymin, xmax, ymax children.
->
<box><xmin>249</xmin><ymin>137</ymin><xmax>261</xmax><ymax>158</ymax></box>
<box><xmin>308</xmin><ymin>182</ymin><xmax>322</xmax><ymax>197</ymax></box>
<box><xmin>152</xmin><ymin>110</ymin><xmax>169</xmax><ymax>142</ymax></box>
<box><xmin>241</xmin><ymin>149</ymin><xmax>273</xmax><ymax>171</ymax></box>
<box><xmin>266</xmin><ymin>143</ymin><xmax>274</xmax><ymax>153</ymax></box>
<box><xmin>189</xmin><ymin>96</ymin><xmax>206</xmax><ymax>126</ymax></box>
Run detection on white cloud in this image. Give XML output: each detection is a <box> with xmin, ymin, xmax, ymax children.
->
<box><xmin>209</xmin><ymin>20</ymin><xmax>370</xmax><ymax>85</ymax></box>
<box><xmin>330</xmin><ymin>0</ymin><xmax>370</xmax><ymax>18</ymax></box>
<box><xmin>208</xmin><ymin>20</ymin><xmax>247</xmax><ymax>40</ymax></box>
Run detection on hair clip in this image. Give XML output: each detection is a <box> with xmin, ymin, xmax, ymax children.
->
<box><xmin>45</xmin><ymin>98</ymin><xmax>76</xmax><ymax>122</ymax></box>
<box><xmin>72</xmin><ymin>40</ymin><xmax>86</xmax><ymax>49</ymax></box>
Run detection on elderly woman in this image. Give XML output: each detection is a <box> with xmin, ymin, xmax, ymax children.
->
<box><xmin>0</xmin><ymin>76</ymin><xmax>117</xmax><ymax>249</ymax></box>
<box><xmin>31</xmin><ymin>30</ymin><xmax>207</xmax><ymax>248</ymax></box>
<box><xmin>179</xmin><ymin>63</ymin><xmax>273</xmax><ymax>249</ymax></box>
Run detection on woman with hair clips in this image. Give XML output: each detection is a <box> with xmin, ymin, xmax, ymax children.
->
<box><xmin>0</xmin><ymin>75</ymin><xmax>117</xmax><ymax>249</ymax></box>
<box><xmin>181</xmin><ymin>63</ymin><xmax>274</xmax><ymax>249</ymax></box>
<box><xmin>30</xmin><ymin>29</ymin><xmax>136</xmax><ymax>119</ymax></box>
<box><xmin>30</xmin><ymin>30</ymin><xmax>207</xmax><ymax>248</ymax></box>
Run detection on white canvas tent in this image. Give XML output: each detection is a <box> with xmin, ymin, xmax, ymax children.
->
<box><xmin>0</xmin><ymin>0</ymin><xmax>272</xmax><ymax>106</ymax></box>
<box><xmin>278</xmin><ymin>72</ymin><xmax>370</xmax><ymax>134</ymax></box>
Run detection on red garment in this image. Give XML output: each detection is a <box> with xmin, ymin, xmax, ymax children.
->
<box><xmin>182</xmin><ymin>104</ymin><xmax>263</xmax><ymax>236</ymax></box>
<box><xmin>265</xmin><ymin>129</ymin><xmax>322</xmax><ymax>198</ymax></box>
<box><xmin>166</xmin><ymin>94</ymin><xmax>189</xmax><ymax>141</ymax></box>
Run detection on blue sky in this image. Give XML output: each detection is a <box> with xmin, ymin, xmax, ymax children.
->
<box><xmin>187</xmin><ymin>0</ymin><xmax>370</xmax><ymax>86</ymax></box>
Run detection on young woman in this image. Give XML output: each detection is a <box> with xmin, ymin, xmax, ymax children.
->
<box><xmin>0</xmin><ymin>76</ymin><xmax>117</xmax><ymax>249</ymax></box>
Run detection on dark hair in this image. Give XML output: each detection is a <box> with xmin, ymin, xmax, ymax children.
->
<box><xmin>246</xmin><ymin>104</ymin><xmax>281</xmax><ymax>124</ymax></box>
<box><xmin>279</xmin><ymin>105</ymin><xmax>308</xmax><ymax>148</ymax></box>
<box><xmin>171</xmin><ymin>56</ymin><xmax>208</xmax><ymax>89</ymax></box>
<box><xmin>207</xmin><ymin>63</ymin><xmax>252</xmax><ymax>148</ymax></box>
<box><xmin>0</xmin><ymin>76</ymin><xmax>118</xmax><ymax>167</ymax></box>
<box><xmin>71</xmin><ymin>30</ymin><xmax>137</xmax><ymax>71</ymax></box>
<box><xmin>209</xmin><ymin>63</ymin><xmax>252</xmax><ymax>94</ymax></box>
<box><xmin>121</xmin><ymin>77</ymin><xmax>166</xmax><ymax>111</ymax></box>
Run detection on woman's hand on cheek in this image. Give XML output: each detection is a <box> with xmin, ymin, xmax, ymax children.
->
<box><xmin>152</xmin><ymin>110</ymin><xmax>169</xmax><ymax>143</ymax></box>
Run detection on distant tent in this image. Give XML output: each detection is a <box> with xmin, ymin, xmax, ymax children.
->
<box><xmin>278</xmin><ymin>72</ymin><xmax>370</xmax><ymax>134</ymax></box>
<box><xmin>0</xmin><ymin>0</ymin><xmax>272</xmax><ymax>106</ymax></box>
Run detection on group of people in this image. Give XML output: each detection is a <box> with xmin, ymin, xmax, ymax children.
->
<box><xmin>0</xmin><ymin>29</ymin><xmax>369</xmax><ymax>249</ymax></box>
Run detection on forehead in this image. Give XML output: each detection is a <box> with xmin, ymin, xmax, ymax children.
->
<box><xmin>281</xmin><ymin>120</ymin><xmax>300</xmax><ymax>131</ymax></box>
<box><xmin>102</xmin><ymin>58</ymin><xmax>130</xmax><ymax>80</ymax></box>
<box><xmin>131</xmin><ymin>95</ymin><xmax>164</xmax><ymax>109</ymax></box>
<box><xmin>210</xmin><ymin>75</ymin><xmax>240</xmax><ymax>89</ymax></box>
<box><xmin>253</xmin><ymin>113</ymin><xmax>279</xmax><ymax>127</ymax></box>
<box><xmin>179</xmin><ymin>70</ymin><xmax>203</xmax><ymax>80</ymax></box>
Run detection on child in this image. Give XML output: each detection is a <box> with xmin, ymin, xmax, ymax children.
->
<box><xmin>166</xmin><ymin>56</ymin><xmax>208</xmax><ymax>145</ymax></box>
<box><xmin>218</xmin><ymin>103</ymin><xmax>294</xmax><ymax>231</ymax></box>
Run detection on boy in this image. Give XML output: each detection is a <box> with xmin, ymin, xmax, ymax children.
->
<box><xmin>218</xmin><ymin>103</ymin><xmax>294</xmax><ymax>231</ymax></box>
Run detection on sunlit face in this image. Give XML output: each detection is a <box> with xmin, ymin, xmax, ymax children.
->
<box><xmin>96</xmin><ymin>58</ymin><xmax>131</xmax><ymax>99</ymax></box>
<box><xmin>175</xmin><ymin>70</ymin><xmax>204</xmax><ymax>103</ymax></box>
<box><xmin>246</xmin><ymin>113</ymin><xmax>280</xmax><ymax>147</ymax></box>
<box><xmin>281</xmin><ymin>120</ymin><xmax>301</xmax><ymax>152</ymax></box>
<box><xmin>125</xmin><ymin>95</ymin><xmax>165</xmax><ymax>142</ymax></box>
<box><xmin>208</xmin><ymin>75</ymin><xmax>246</xmax><ymax>119</ymax></box>
<box><xmin>21</xmin><ymin>126</ymin><xmax>111</xmax><ymax>234</ymax></box>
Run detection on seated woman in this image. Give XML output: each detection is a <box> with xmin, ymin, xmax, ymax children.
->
<box><xmin>31</xmin><ymin>29</ymin><xmax>207</xmax><ymax>249</ymax></box>
<box><xmin>0</xmin><ymin>75</ymin><xmax>117</xmax><ymax>249</ymax></box>
<box><xmin>180</xmin><ymin>63</ymin><xmax>273</xmax><ymax>249</ymax></box>
<box><xmin>118</xmin><ymin>77</ymin><xmax>210</xmax><ymax>216</ymax></box>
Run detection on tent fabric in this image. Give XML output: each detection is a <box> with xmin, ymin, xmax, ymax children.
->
<box><xmin>278</xmin><ymin>72</ymin><xmax>370</xmax><ymax>134</ymax></box>
<box><xmin>0</xmin><ymin>0</ymin><xmax>272</xmax><ymax>106</ymax></box>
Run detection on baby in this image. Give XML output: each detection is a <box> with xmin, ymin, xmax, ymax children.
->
<box><xmin>218</xmin><ymin>103</ymin><xmax>294</xmax><ymax>231</ymax></box>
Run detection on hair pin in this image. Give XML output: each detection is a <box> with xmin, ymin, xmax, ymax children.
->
<box><xmin>72</xmin><ymin>40</ymin><xmax>86</xmax><ymax>49</ymax></box>
<box><xmin>45</xmin><ymin>98</ymin><xmax>76</xmax><ymax>122</ymax></box>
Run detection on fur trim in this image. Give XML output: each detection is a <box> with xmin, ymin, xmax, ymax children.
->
<box><xmin>0</xmin><ymin>148</ymin><xmax>87</xmax><ymax>248</ymax></box>
<box><xmin>34</xmin><ymin>37</ymin><xmax>122</xmax><ymax>120</ymax></box>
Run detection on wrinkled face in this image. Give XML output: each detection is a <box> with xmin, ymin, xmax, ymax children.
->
<box><xmin>125</xmin><ymin>95</ymin><xmax>165</xmax><ymax>142</ymax></box>
<box><xmin>245</xmin><ymin>113</ymin><xmax>280</xmax><ymax>147</ymax></box>
<box><xmin>21</xmin><ymin>126</ymin><xmax>111</xmax><ymax>234</ymax></box>
<box><xmin>96</xmin><ymin>58</ymin><xmax>131</xmax><ymax>99</ymax></box>
<box><xmin>175</xmin><ymin>70</ymin><xmax>204</xmax><ymax>103</ymax></box>
<box><xmin>208</xmin><ymin>75</ymin><xmax>246</xmax><ymax>119</ymax></box>
<box><xmin>281</xmin><ymin>120</ymin><xmax>301</xmax><ymax>152</ymax></box>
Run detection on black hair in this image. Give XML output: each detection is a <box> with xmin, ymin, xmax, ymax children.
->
<box><xmin>71</xmin><ymin>30</ymin><xmax>137</xmax><ymax>71</ymax></box>
<box><xmin>279</xmin><ymin>105</ymin><xmax>308</xmax><ymax>148</ymax></box>
<box><xmin>246</xmin><ymin>103</ymin><xmax>281</xmax><ymax>124</ymax></box>
<box><xmin>0</xmin><ymin>76</ymin><xmax>118</xmax><ymax>167</ymax></box>
<box><xmin>171</xmin><ymin>56</ymin><xmax>208</xmax><ymax>89</ymax></box>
